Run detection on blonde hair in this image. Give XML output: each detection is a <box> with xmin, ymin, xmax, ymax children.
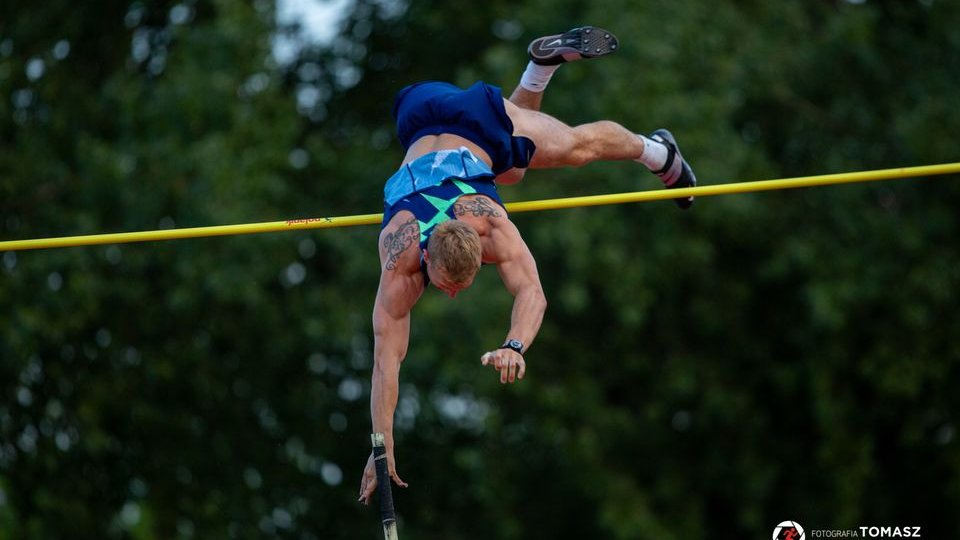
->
<box><xmin>427</xmin><ymin>220</ymin><xmax>482</xmax><ymax>284</ymax></box>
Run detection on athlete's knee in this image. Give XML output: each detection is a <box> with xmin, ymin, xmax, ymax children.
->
<box><xmin>566</xmin><ymin>128</ymin><xmax>601</xmax><ymax>167</ymax></box>
<box><xmin>532</xmin><ymin>129</ymin><xmax>592</xmax><ymax>168</ymax></box>
<box><xmin>566</xmin><ymin>148</ymin><xmax>592</xmax><ymax>167</ymax></box>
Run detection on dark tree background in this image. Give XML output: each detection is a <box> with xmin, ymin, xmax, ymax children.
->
<box><xmin>2</xmin><ymin>0</ymin><xmax>959</xmax><ymax>538</ymax></box>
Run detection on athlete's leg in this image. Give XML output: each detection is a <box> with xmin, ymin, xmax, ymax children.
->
<box><xmin>508</xmin><ymin>86</ymin><xmax>544</xmax><ymax>111</ymax></box>
<box><xmin>495</xmin><ymin>26</ymin><xmax>618</xmax><ymax>184</ymax></box>
<box><xmin>502</xmin><ymin>26</ymin><xmax>696</xmax><ymax>208</ymax></box>
<box><xmin>504</xmin><ymin>99</ymin><xmax>644</xmax><ymax>167</ymax></box>
<box><xmin>509</xmin><ymin>26</ymin><xmax>619</xmax><ymax>112</ymax></box>
<box><xmin>503</xmin><ymin>100</ymin><xmax>697</xmax><ymax>208</ymax></box>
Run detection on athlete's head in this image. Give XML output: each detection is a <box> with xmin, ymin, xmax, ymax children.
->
<box><xmin>424</xmin><ymin>220</ymin><xmax>482</xmax><ymax>298</ymax></box>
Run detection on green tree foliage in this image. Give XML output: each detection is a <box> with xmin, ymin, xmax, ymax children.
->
<box><xmin>1</xmin><ymin>0</ymin><xmax>958</xmax><ymax>538</ymax></box>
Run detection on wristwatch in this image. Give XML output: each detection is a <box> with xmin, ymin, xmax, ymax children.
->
<box><xmin>499</xmin><ymin>339</ymin><xmax>524</xmax><ymax>355</ymax></box>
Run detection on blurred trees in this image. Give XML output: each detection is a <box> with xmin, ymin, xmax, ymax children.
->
<box><xmin>1</xmin><ymin>0</ymin><xmax>959</xmax><ymax>538</ymax></box>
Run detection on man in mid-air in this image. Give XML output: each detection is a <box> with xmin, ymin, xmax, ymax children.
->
<box><xmin>359</xmin><ymin>26</ymin><xmax>696</xmax><ymax>505</ymax></box>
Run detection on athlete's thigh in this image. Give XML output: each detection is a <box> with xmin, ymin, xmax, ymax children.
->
<box><xmin>502</xmin><ymin>98</ymin><xmax>576</xmax><ymax>169</ymax></box>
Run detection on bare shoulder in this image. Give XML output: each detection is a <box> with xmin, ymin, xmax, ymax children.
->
<box><xmin>452</xmin><ymin>195</ymin><xmax>525</xmax><ymax>265</ymax></box>
<box><xmin>377</xmin><ymin>212</ymin><xmax>425</xmax><ymax>317</ymax></box>
<box><xmin>453</xmin><ymin>194</ymin><xmax>505</xmax><ymax>221</ymax></box>
<box><xmin>379</xmin><ymin>212</ymin><xmax>422</xmax><ymax>272</ymax></box>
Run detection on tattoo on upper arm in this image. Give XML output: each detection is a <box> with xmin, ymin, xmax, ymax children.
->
<box><xmin>454</xmin><ymin>197</ymin><xmax>502</xmax><ymax>218</ymax></box>
<box><xmin>382</xmin><ymin>217</ymin><xmax>419</xmax><ymax>271</ymax></box>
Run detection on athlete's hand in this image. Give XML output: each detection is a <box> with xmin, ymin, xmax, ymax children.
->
<box><xmin>481</xmin><ymin>349</ymin><xmax>526</xmax><ymax>384</ymax></box>
<box><xmin>358</xmin><ymin>447</ymin><xmax>408</xmax><ymax>505</ymax></box>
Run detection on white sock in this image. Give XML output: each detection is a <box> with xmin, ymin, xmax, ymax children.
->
<box><xmin>519</xmin><ymin>62</ymin><xmax>560</xmax><ymax>93</ymax></box>
<box><xmin>635</xmin><ymin>134</ymin><xmax>670</xmax><ymax>172</ymax></box>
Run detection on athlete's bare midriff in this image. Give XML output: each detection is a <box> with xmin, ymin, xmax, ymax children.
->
<box><xmin>402</xmin><ymin>134</ymin><xmax>493</xmax><ymax>167</ymax></box>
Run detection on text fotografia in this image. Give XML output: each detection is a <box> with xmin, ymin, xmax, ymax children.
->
<box><xmin>809</xmin><ymin>527</ymin><xmax>921</xmax><ymax>538</ymax></box>
<box><xmin>286</xmin><ymin>217</ymin><xmax>333</xmax><ymax>226</ymax></box>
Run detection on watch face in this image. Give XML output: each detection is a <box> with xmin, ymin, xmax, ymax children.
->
<box><xmin>507</xmin><ymin>339</ymin><xmax>523</xmax><ymax>350</ymax></box>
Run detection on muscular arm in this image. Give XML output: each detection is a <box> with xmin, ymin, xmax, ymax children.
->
<box><xmin>492</xmin><ymin>219</ymin><xmax>547</xmax><ymax>349</ymax></box>
<box><xmin>371</xmin><ymin>217</ymin><xmax>422</xmax><ymax>449</ymax></box>
<box><xmin>360</xmin><ymin>217</ymin><xmax>422</xmax><ymax>503</ymax></box>
<box><xmin>475</xmin><ymin>217</ymin><xmax>546</xmax><ymax>384</ymax></box>
<box><xmin>371</xmin><ymin>289</ymin><xmax>411</xmax><ymax>448</ymax></box>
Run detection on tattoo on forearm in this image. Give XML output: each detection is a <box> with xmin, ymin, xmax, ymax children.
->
<box><xmin>454</xmin><ymin>197</ymin><xmax>502</xmax><ymax>218</ymax></box>
<box><xmin>382</xmin><ymin>218</ymin><xmax>419</xmax><ymax>270</ymax></box>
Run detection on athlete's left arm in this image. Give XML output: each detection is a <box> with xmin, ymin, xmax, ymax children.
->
<box><xmin>482</xmin><ymin>218</ymin><xmax>546</xmax><ymax>383</ymax></box>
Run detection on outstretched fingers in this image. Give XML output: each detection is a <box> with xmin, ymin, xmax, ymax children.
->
<box><xmin>358</xmin><ymin>456</ymin><xmax>377</xmax><ymax>505</ymax></box>
<box><xmin>481</xmin><ymin>351</ymin><xmax>494</xmax><ymax>367</ymax></box>
<box><xmin>390</xmin><ymin>468</ymin><xmax>409</xmax><ymax>488</ymax></box>
<box><xmin>511</xmin><ymin>356</ymin><xmax>526</xmax><ymax>382</ymax></box>
<box><xmin>480</xmin><ymin>350</ymin><xmax>526</xmax><ymax>384</ymax></box>
<box><xmin>359</xmin><ymin>454</ymin><xmax>408</xmax><ymax>505</ymax></box>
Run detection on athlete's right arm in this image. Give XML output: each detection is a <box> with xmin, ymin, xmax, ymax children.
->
<box><xmin>359</xmin><ymin>272</ymin><xmax>419</xmax><ymax>504</ymax></box>
<box><xmin>359</xmin><ymin>217</ymin><xmax>423</xmax><ymax>505</ymax></box>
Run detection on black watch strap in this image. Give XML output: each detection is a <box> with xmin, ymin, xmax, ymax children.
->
<box><xmin>499</xmin><ymin>339</ymin><xmax>524</xmax><ymax>355</ymax></box>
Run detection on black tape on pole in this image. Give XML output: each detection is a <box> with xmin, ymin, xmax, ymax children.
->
<box><xmin>371</xmin><ymin>433</ymin><xmax>398</xmax><ymax>539</ymax></box>
<box><xmin>373</xmin><ymin>446</ymin><xmax>396</xmax><ymax>524</ymax></box>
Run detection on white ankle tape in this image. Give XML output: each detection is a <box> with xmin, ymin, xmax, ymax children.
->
<box><xmin>519</xmin><ymin>62</ymin><xmax>560</xmax><ymax>93</ymax></box>
<box><xmin>635</xmin><ymin>135</ymin><xmax>670</xmax><ymax>173</ymax></box>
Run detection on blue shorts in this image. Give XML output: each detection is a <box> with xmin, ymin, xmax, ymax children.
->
<box><xmin>392</xmin><ymin>81</ymin><xmax>536</xmax><ymax>175</ymax></box>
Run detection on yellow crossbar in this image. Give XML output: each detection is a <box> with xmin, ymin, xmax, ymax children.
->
<box><xmin>2</xmin><ymin>162</ymin><xmax>958</xmax><ymax>252</ymax></box>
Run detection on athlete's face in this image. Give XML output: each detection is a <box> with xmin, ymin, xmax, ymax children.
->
<box><xmin>426</xmin><ymin>263</ymin><xmax>475</xmax><ymax>299</ymax></box>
